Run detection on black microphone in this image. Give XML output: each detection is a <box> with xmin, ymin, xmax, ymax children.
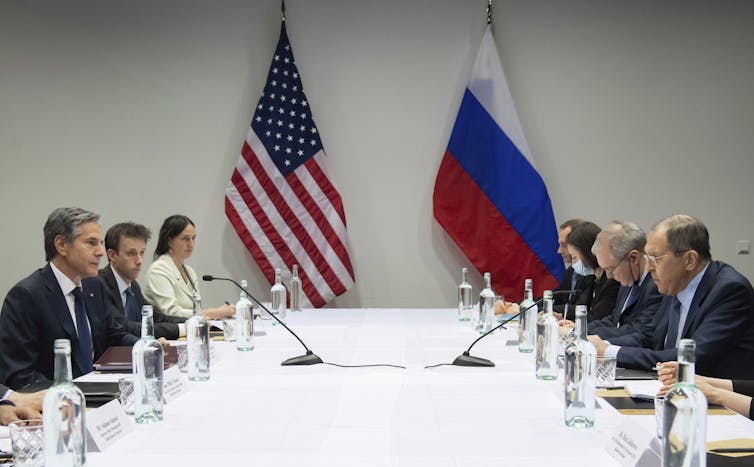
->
<box><xmin>451</xmin><ymin>289</ymin><xmax>580</xmax><ymax>367</ymax></box>
<box><xmin>203</xmin><ymin>275</ymin><xmax>323</xmax><ymax>366</ymax></box>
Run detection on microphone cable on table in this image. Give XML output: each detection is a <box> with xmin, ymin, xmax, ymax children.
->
<box><xmin>322</xmin><ymin>362</ymin><xmax>407</xmax><ymax>369</ymax></box>
<box><xmin>203</xmin><ymin>275</ymin><xmax>407</xmax><ymax>370</ymax></box>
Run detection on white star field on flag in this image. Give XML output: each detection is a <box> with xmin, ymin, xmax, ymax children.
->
<box><xmin>251</xmin><ymin>41</ymin><xmax>321</xmax><ymax>176</ymax></box>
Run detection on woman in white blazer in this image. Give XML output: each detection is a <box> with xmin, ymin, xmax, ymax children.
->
<box><xmin>143</xmin><ymin>215</ymin><xmax>235</xmax><ymax>319</ymax></box>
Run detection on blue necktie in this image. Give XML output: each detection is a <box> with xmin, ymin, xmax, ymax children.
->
<box><xmin>71</xmin><ymin>287</ymin><xmax>94</xmax><ymax>373</ymax></box>
<box><xmin>664</xmin><ymin>297</ymin><xmax>682</xmax><ymax>349</ymax></box>
<box><xmin>125</xmin><ymin>287</ymin><xmax>140</xmax><ymax>322</ymax></box>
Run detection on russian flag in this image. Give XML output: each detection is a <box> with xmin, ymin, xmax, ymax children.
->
<box><xmin>433</xmin><ymin>25</ymin><xmax>563</xmax><ymax>301</ymax></box>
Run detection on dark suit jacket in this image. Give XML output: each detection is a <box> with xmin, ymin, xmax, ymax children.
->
<box><xmin>0</xmin><ymin>264</ymin><xmax>138</xmax><ymax>389</ymax></box>
<box><xmin>731</xmin><ymin>380</ymin><xmax>754</xmax><ymax>419</ymax></box>
<box><xmin>98</xmin><ymin>265</ymin><xmax>185</xmax><ymax>340</ymax></box>
<box><xmin>555</xmin><ymin>268</ymin><xmax>619</xmax><ymax>322</ymax></box>
<box><xmin>611</xmin><ymin>261</ymin><xmax>754</xmax><ymax>379</ymax></box>
<box><xmin>589</xmin><ymin>274</ymin><xmax>663</xmax><ymax>339</ymax></box>
<box><xmin>555</xmin><ymin>266</ymin><xmax>581</xmax><ymax>305</ymax></box>
<box><xmin>554</xmin><ymin>267</ymin><xmax>591</xmax><ymax>313</ymax></box>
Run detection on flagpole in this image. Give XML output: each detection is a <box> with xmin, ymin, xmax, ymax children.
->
<box><xmin>281</xmin><ymin>0</ymin><xmax>286</xmax><ymax>22</ymax></box>
<box><xmin>486</xmin><ymin>0</ymin><xmax>493</xmax><ymax>25</ymax></box>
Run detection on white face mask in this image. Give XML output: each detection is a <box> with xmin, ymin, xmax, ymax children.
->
<box><xmin>572</xmin><ymin>260</ymin><xmax>595</xmax><ymax>277</ymax></box>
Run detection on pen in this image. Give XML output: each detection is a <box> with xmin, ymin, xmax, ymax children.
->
<box><xmin>225</xmin><ymin>301</ymin><xmax>231</xmax><ymax>306</ymax></box>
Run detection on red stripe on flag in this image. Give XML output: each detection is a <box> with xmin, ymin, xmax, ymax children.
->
<box><xmin>286</xmin><ymin>172</ymin><xmax>346</xmax><ymax>295</ymax></box>
<box><xmin>433</xmin><ymin>150</ymin><xmax>559</xmax><ymax>301</ymax></box>
<box><xmin>288</xmin><ymin>167</ymin><xmax>354</xmax><ymax>287</ymax></box>
<box><xmin>305</xmin><ymin>157</ymin><xmax>348</xmax><ymax>228</ymax></box>
<box><xmin>225</xmin><ymin>194</ymin><xmax>275</xmax><ymax>282</ymax></box>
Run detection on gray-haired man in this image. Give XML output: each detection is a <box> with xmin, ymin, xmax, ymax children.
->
<box><xmin>561</xmin><ymin>220</ymin><xmax>663</xmax><ymax>338</ymax></box>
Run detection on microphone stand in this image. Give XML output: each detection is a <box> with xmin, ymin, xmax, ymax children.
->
<box><xmin>452</xmin><ymin>300</ymin><xmax>540</xmax><ymax>367</ymax></box>
<box><xmin>203</xmin><ymin>275</ymin><xmax>323</xmax><ymax>366</ymax></box>
<box><xmin>451</xmin><ymin>290</ymin><xmax>578</xmax><ymax>367</ymax></box>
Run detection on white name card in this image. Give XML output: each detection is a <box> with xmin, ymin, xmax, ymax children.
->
<box><xmin>86</xmin><ymin>399</ymin><xmax>133</xmax><ymax>452</ymax></box>
<box><xmin>606</xmin><ymin>418</ymin><xmax>661</xmax><ymax>467</ymax></box>
<box><xmin>163</xmin><ymin>365</ymin><xmax>188</xmax><ymax>403</ymax></box>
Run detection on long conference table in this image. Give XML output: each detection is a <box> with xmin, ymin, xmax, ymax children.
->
<box><xmin>5</xmin><ymin>308</ymin><xmax>754</xmax><ymax>466</ymax></box>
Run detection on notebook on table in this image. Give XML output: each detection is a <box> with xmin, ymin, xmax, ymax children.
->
<box><xmin>94</xmin><ymin>345</ymin><xmax>178</xmax><ymax>372</ymax></box>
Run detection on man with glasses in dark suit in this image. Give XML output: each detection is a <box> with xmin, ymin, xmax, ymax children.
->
<box><xmin>560</xmin><ymin>220</ymin><xmax>662</xmax><ymax>338</ymax></box>
<box><xmin>589</xmin><ymin>215</ymin><xmax>754</xmax><ymax>379</ymax></box>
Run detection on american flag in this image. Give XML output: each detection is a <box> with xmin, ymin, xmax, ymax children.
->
<box><xmin>225</xmin><ymin>22</ymin><xmax>355</xmax><ymax>307</ymax></box>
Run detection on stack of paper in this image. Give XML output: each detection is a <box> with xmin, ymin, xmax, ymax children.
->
<box><xmin>625</xmin><ymin>380</ymin><xmax>662</xmax><ymax>401</ymax></box>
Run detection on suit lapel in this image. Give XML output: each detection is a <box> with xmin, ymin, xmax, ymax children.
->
<box><xmin>164</xmin><ymin>256</ymin><xmax>196</xmax><ymax>299</ymax></box>
<box><xmin>624</xmin><ymin>285</ymin><xmax>640</xmax><ymax>313</ymax></box>
<box><xmin>42</xmin><ymin>265</ymin><xmax>78</xmax><ymax>342</ymax></box>
<box><xmin>613</xmin><ymin>286</ymin><xmax>629</xmax><ymax>322</ymax></box>
<box><xmin>681</xmin><ymin>261</ymin><xmax>718</xmax><ymax>338</ymax></box>
<box><xmin>82</xmin><ymin>279</ymin><xmax>106</xmax><ymax>359</ymax></box>
<box><xmin>102</xmin><ymin>266</ymin><xmax>125</xmax><ymax>313</ymax></box>
<box><xmin>654</xmin><ymin>296</ymin><xmax>673</xmax><ymax>349</ymax></box>
<box><xmin>82</xmin><ymin>282</ymin><xmax>100</xmax><ymax>329</ymax></box>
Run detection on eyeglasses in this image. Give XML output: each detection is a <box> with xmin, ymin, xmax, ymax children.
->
<box><xmin>604</xmin><ymin>253</ymin><xmax>629</xmax><ymax>277</ymax></box>
<box><xmin>643</xmin><ymin>250</ymin><xmax>690</xmax><ymax>267</ymax></box>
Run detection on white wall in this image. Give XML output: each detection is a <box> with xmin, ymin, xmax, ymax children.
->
<box><xmin>1</xmin><ymin>0</ymin><xmax>752</xmax><ymax>308</ymax></box>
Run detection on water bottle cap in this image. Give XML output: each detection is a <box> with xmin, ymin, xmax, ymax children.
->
<box><xmin>54</xmin><ymin>339</ymin><xmax>71</xmax><ymax>353</ymax></box>
<box><xmin>678</xmin><ymin>338</ymin><xmax>695</xmax><ymax>350</ymax></box>
<box><xmin>141</xmin><ymin>305</ymin><xmax>153</xmax><ymax>316</ymax></box>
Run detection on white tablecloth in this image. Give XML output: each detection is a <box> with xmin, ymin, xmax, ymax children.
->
<box><xmin>14</xmin><ymin>308</ymin><xmax>754</xmax><ymax>466</ymax></box>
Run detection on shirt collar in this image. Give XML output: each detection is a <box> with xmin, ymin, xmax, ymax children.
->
<box><xmin>676</xmin><ymin>263</ymin><xmax>710</xmax><ymax>312</ymax></box>
<box><xmin>638</xmin><ymin>269</ymin><xmax>650</xmax><ymax>286</ymax></box>
<box><xmin>111</xmin><ymin>267</ymin><xmax>131</xmax><ymax>296</ymax></box>
<box><xmin>49</xmin><ymin>261</ymin><xmax>80</xmax><ymax>296</ymax></box>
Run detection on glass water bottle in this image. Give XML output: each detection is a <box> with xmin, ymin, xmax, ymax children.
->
<box><xmin>271</xmin><ymin>268</ymin><xmax>287</xmax><ymax>324</ymax></box>
<box><xmin>477</xmin><ymin>272</ymin><xmax>496</xmax><ymax>334</ymax></box>
<box><xmin>518</xmin><ymin>278</ymin><xmax>537</xmax><ymax>353</ymax></box>
<box><xmin>662</xmin><ymin>339</ymin><xmax>707</xmax><ymax>467</ymax></box>
<box><xmin>235</xmin><ymin>280</ymin><xmax>255</xmax><ymax>351</ymax></box>
<box><xmin>43</xmin><ymin>339</ymin><xmax>86</xmax><ymax>467</ymax></box>
<box><xmin>564</xmin><ymin>305</ymin><xmax>596</xmax><ymax>427</ymax></box>
<box><xmin>535</xmin><ymin>290</ymin><xmax>559</xmax><ymax>380</ymax></box>
<box><xmin>187</xmin><ymin>292</ymin><xmax>210</xmax><ymax>381</ymax></box>
<box><xmin>132</xmin><ymin>305</ymin><xmax>164</xmax><ymax>423</ymax></box>
<box><xmin>290</xmin><ymin>265</ymin><xmax>303</xmax><ymax>312</ymax></box>
<box><xmin>457</xmin><ymin>267</ymin><xmax>473</xmax><ymax>321</ymax></box>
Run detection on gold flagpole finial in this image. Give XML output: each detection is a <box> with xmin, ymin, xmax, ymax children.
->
<box><xmin>486</xmin><ymin>0</ymin><xmax>493</xmax><ymax>25</ymax></box>
<box><xmin>282</xmin><ymin>0</ymin><xmax>287</xmax><ymax>22</ymax></box>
